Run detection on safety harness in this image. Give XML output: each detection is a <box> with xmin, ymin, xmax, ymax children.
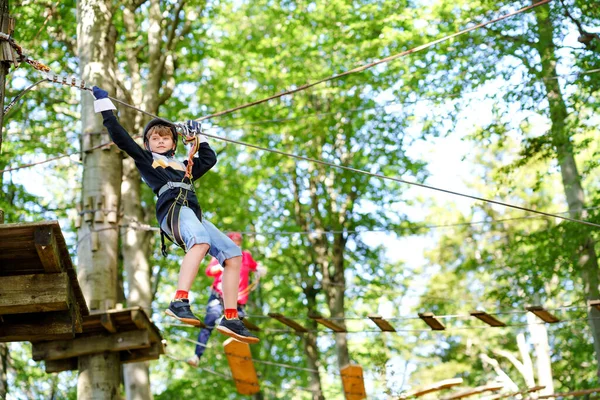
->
<box><xmin>151</xmin><ymin>122</ymin><xmax>202</xmax><ymax>257</ymax></box>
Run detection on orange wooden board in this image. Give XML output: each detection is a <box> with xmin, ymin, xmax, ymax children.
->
<box><xmin>223</xmin><ymin>338</ymin><xmax>260</xmax><ymax>395</ymax></box>
<box><xmin>340</xmin><ymin>364</ymin><xmax>366</xmax><ymax>400</ymax></box>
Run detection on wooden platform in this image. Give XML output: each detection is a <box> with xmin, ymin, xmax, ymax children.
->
<box><xmin>32</xmin><ymin>307</ymin><xmax>164</xmax><ymax>373</ymax></box>
<box><xmin>0</xmin><ymin>221</ymin><xmax>89</xmax><ymax>342</ymax></box>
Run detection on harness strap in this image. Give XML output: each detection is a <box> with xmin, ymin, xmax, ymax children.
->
<box><xmin>158</xmin><ymin>181</ymin><xmax>193</xmax><ymax>197</ymax></box>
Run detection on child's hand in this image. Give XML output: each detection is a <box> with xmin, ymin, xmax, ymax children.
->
<box><xmin>185</xmin><ymin>120</ymin><xmax>202</xmax><ymax>135</ymax></box>
<box><xmin>92</xmin><ymin>86</ymin><xmax>116</xmax><ymax>113</ymax></box>
<box><xmin>92</xmin><ymin>86</ymin><xmax>109</xmax><ymax>100</ymax></box>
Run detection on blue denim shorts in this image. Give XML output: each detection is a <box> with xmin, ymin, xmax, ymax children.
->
<box><xmin>160</xmin><ymin>206</ymin><xmax>242</xmax><ymax>265</ymax></box>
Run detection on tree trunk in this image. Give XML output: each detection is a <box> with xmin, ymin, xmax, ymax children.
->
<box><xmin>526</xmin><ymin>313</ymin><xmax>555</xmax><ymax>395</ymax></box>
<box><xmin>304</xmin><ymin>286</ymin><xmax>325</xmax><ymax>400</ymax></box>
<box><xmin>0</xmin><ymin>210</ymin><xmax>5</xmax><ymax>400</ymax></box>
<box><xmin>76</xmin><ymin>0</ymin><xmax>122</xmax><ymax>398</ymax></box>
<box><xmin>328</xmin><ymin>233</ymin><xmax>350</xmax><ymax>369</ymax></box>
<box><xmin>533</xmin><ymin>2</ymin><xmax>600</xmax><ymax>380</ymax></box>
<box><xmin>516</xmin><ymin>333</ymin><xmax>536</xmax><ymax>388</ymax></box>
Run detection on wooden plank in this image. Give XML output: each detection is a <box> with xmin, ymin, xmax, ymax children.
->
<box><xmin>0</xmin><ymin>221</ymin><xmax>89</xmax><ymax>318</ymax></box>
<box><xmin>268</xmin><ymin>312</ymin><xmax>308</xmax><ymax>333</ymax></box>
<box><xmin>340</xmin><ymin>364</ymin><xmax>366</xmax><ymax>400</ymax></box>
<box><xmin>368</xmin><ymin>315</ymin><xmax>396</xmax><ymax>332</ymax></box>
<box><xmin>34</xmin><ymin>226</ymin><xmax>63</xmax><ymax>273</ymax></box>
<box><xmin>407</xmin><ymin>378</ymin><xmax>464</xmax><ymax>397</ymax></box>
<box><xmin>100</xmin><ymin>314</ymin><xmax>117</xmax><ymax>333</ymax></box>
<box><xmin>0</xmin><ymin>311</ymin><xmax>75</xmax><ymax>342</ymax></box>
<box><xmin>418</xmin><ymin>313</ymin><xmax>446</xmax><ymax>330</ymax></box>
<box><xmin>223</xmin><ymin>338</ymin><xmax>260</xmax><ymax>395</ymax></box>
<box><xmin>470</xmin><ymin>311</ymin><xmax>506</xmax><ymax>327</ymax></box>
<box><xmin>242</xmin><ymin>318</ymin><xmax>261</xmax><ymax>332</ymax></box>
<box><xmin>309</xmin><ymin>313</ymin><xmax>346</xmax><ymax>332</ymax></box>
<box><xmin>444</xmin><ymin>383</ymin><xmax>503</xmax><ymax>399</ymax></box>
<box><xmin>526</xmin><ymin>306</ymin><xmax>560</xmax><ymax>323</ymax></box>
<box><xmin>32</xmin><ymin>329</ymin><xmax>151</xmax><ymax>361</ymax></box>
<box><xmin>44</xmin><ymin>358</ymin><xmax>78</xmax><ymax>373</ymax></box>
<box><xmin>121</xmin><ymin>341</ymin><xmax>164</xmax><ymax>364</ymax></box>
<box><xmin>0</xmin><ymin>273</ymin><xmax>69</xmax><ymax>315</ymax></box>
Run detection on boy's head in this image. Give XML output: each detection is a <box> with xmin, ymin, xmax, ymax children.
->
<box><xmin>143</xmin><ymin>118</ymin><xmax>178</xmax><ymax>155</ymax></box>
<box><xmin>227</xmin><ymin>232</ymin><xmax>243</xmax><ymax>246</ymax></box>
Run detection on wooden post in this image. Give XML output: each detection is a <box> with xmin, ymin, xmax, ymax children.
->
<box><xmin>0</xmin><ymin>175</ymin><xmax>5</xmax><ymax>399</ymax></box>
<box><xmin>0</xmin><ymin>0</ymin><xmax>16</xmax><ymax>154</ymax></box>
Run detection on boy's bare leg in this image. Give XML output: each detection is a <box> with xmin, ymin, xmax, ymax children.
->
<box><xmin>221</xmin><ymin>255</ymin><xmax>241</xmax><ymax>309</ymax></box>
<box><xmin>165</xmin><ymin>243</ymin><xmax>209</xmax><ymax>327</ymax></box>
<box><xmin>178</xmin><ymin>243</ymin><xmax>210</xmax><ymax>291</ymax></box>
<box><xmin>216</xmin><ymin>255</ymin><xmax>259</xmax><ymax>344</ymax></box>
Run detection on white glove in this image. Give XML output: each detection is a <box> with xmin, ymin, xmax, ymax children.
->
<box><xmin>92</xmin><ymin>86</ymin><xmax>116</xmax><ymax>113</ymax></box>
<box><xmin>256</xmin><ymin>265</ymin><xmax>267</xmax><ymax>278</ymax></box>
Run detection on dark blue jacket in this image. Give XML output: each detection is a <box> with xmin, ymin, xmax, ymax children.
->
<box><xmin>101</xmin><ymin>111</ymin><xmax>217</xmax><ymax>225</ymax></box>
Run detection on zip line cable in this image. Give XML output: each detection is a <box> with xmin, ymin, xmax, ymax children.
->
<box><xmin>116</xmin><ymin>204</ymin><xmax>600</xmax><ymax>237</ymax></box>
<box><xmin>2</xmin><ymin>65</ymin><xmax>599</xmax><ymax>176</ymax></box>
<box><xmin>6</xmin><ymin>1</ymin><xmax>600</xmax><ymax>228</ymax></box>
<box><xmin>192</xmin><ymin>0</ymin><xmax>552</xmax><ymax>122</ymax></box>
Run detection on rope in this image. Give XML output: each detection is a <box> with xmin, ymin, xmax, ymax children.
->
<box><xmin>3</xmin><ymin>65</ymin><xmax>600</xmax><ymax>176</ymax></box>
<box><xmin>162</xmin><ymin>314</ymin><xmax>596</xmax><ymax>335</ymax></box>
<box><xmin>118</xmin><ymin>205</ymin><xmax>600</xmax><ymax>236</ymax></box>
<box><xmin>7</xmin><ymin>1</ymin><xmax>600</xmax><ymax>227</ymax></box>
<box><xmin>193</xmin><ymin>0</ymin><xmax>552</xmax><ymax>122</ymax></box>
<box><xmin>3</xmin><ymin>79</ymin><xmax>46</xmax><ymax>116</ymax></box>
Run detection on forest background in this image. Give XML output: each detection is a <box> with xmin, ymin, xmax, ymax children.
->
<box><xmin>1</xmin><ymin>0</ymin><xmax>599</xmax><ymax>399</ymax></box>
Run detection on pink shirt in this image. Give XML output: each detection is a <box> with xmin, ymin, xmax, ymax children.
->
<box><xmin>205</xmin><ymin>250</ymin><xmax>258</xmax><ymax>305</ymax></box>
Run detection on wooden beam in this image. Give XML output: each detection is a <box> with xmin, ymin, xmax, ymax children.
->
<box><xmin>100</xmin><ymin>314</ymin><xmax>117</xmax><ymax>333</ymax></box>
<box><xmin>223</xmin><ymin>338</ymin><xmax>260</xmax><ymax>395</ymax></box>
<box><xmin>0</xmin><ymin>310</ymin><xmax>75</xmax><ymax>342</ymax></box>
<box><xmin>44</xmin><ymin>358</ymin><xmax>78</xmax><ymax>374</ymax></box>
<box><xmin>242</xmin><ymin>318</ymin><xmax>260</xmax><ymax>332</ymax></box>
<box><xmin>444</xmin><ymin>383</ymin><xmax>503</xmax><ymax>399</ymax></box>
<box><xmin>470</xmin><ymin>311</ymin><xmax>506</xmax><ymax>327</ymax></box>
<box><xmin>32</xmin><ymin>329</ymin><xmax>151</xmax><ymax>361</ymax></box>
<box><xmin>340</xmin><ymin>364</ymin><xmax>366</xmax><ymax>400</ymax></box>
<box><xmin>406</xmin><ymin>378</ymin><xmax>463</xmax><ymax>397</ymax></box>
<box><xmin>0</xmin><ymin>273</ymin><xmax>69</xmax><ymax>315</ymax></box>
<box><xmin>368</xmin><ymin>315</ymin><xmax>396</xmax><ymax>332</ymax></box>
<box><xmin>268</xmin><ymin>313</ymin><xmax>308</xmax><ymax>333</ymax></box>
<box><xmin>309</xmin><ymin>313</ymin><xmax>346</xmax><ymax>332</ymax></box>
<box><xmin>526</xmin><ymin>306</ymin><xmax>560</xmax><ymax>323</ymax></box>
<box><xmin>538</xmin><ymin>388</ymin><xmax>600</xmax><ymax>399</ymax></box>
<box><xmin>34</xmin><ymin>226</ymin><xmax>63</xmax><ymax>273</ymax></box>
<box><xmin>418</xmin><ymin>313</ymin><xmax>446</xmax><ymax>330</ymax></box>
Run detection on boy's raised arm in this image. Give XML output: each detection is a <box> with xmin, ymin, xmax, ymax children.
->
<box><xmin>92</xmin><ymin>86</ymin><xmax>150</xmax><ymax>162</ymax></box>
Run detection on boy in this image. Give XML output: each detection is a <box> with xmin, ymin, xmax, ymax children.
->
<box><xmin>187</xmin><ymin>232</ymin><xmax>266</xmax><ymax>367</ymax></box>
<box><xmin>92</xmin><ymin>86</ymin><xmax>258</xmax><ymax>344</ymax></box>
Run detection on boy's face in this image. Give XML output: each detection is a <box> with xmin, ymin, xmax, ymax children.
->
<box><xmin>147</xmin><ymin>130</ymin><xmax>175</xmax><ymax>153</ymax></box>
